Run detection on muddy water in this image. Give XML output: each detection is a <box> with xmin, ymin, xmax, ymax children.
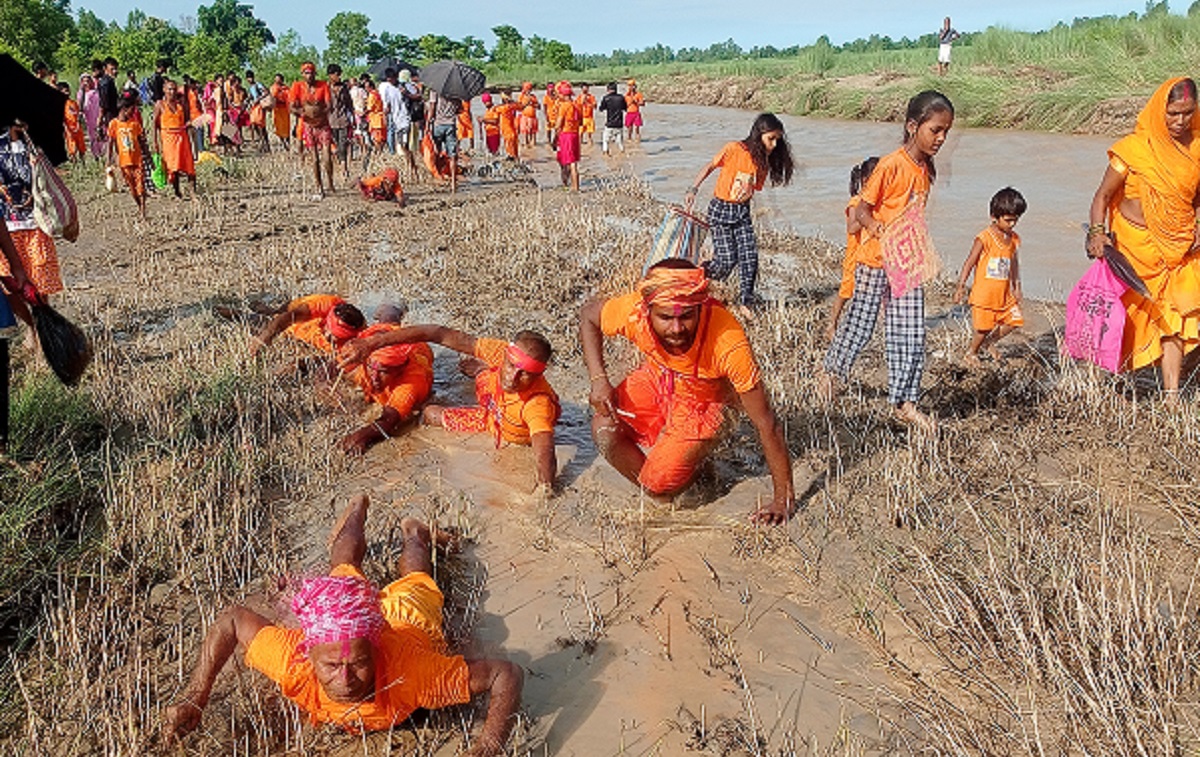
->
<box><xmin>527</xmin><ymin>104</ymin><xmax>1113</xmax><ymax>302</ymax></box>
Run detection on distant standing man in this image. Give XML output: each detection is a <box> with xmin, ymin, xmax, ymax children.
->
<box><xmin>327</xmin><ymin>64</ymin><xmax>354</xmax><ymax>183</ymax></box>
<box><xmin>428</xmin><ymin>88</ymin><xmax>463</xmax><ymax>193</ymax></box>
<box><xmin>290</xmin><ymin>61</ymin><xmax>335</xmax><ymax>198</ymax></box>
<box><xmin>624</xmin><ymin>79</ymin><xmax>645</xmax><ymax>141</ymax></box>
<box><xmin>937</xmin><ymin>17</ymin><xmax>961</xmax><ymax>76</ymax></box>
<box><xmin>599</xmin><ymin>82</ymin><xmax>626</xmax><ymax>157</ymax></box>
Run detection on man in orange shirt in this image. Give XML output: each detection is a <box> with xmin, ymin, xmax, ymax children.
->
<box><xmin>106</xmin><ymin>90</ymin><xmax>147</xmax><ymax>218</ymax></box>
<box><xmin>542</xmin><ymin>81</ymin><xmax>558</xmax><ymax>146</ymax></box>
<box><xmin>553</xmin><ymin>81</ymin><xmax>582</xmax><ymax>192</ymax></box>
<box><xmin>580</xmin><ymin>260</ymin><xmax>794</xmax><ymax>524</ymax></box>
<box><xmin>624</xmin><ymin>79</ymin><xmax>646</xmax><ymax>141</ymax></box>
<box><xmin>517</xmin><ymin>82</ymin><xmax>538</xmax><ymax>146</ymax></box>
<box><xmin>341</xmin><ymin>322</ymin><xmax>434</xmax><ymax>453</ymax></box>
<box><xmin>340</xmin><ymin>325</ymin><xmax>560</xmax><ymax>492</ymax></box>
<box><xmin>251</xmin><ymin>293</ymin><xmax>366</xmax><ymax>360</ymax></box>
<box><xmin>289</xmin><ymin>62</ymin><xmax>335</xmax><ymax>198</ymax></box>
<box><xmin>578</xmin><ymin>83</ymin><xmax>597</xmax><ymax>145</ymax></box>
<box><xmin>495</xmin><ymin>91</ymin><xmax>520</xmax><ymax>160</ymax></box>
<box><xmin>164</xmin><ymin>492</ymin><xmax>523</xmax><ymax>753</ymax></box>
<box><xmin>357</xmin><ymin>167</ymin><xmax>405</xmax><ymax>204</ymax></box>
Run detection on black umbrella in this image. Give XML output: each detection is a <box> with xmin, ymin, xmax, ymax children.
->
<box><xmin>419</xmin><ymin>60</ymin><xmax>486</xmax><ymax>101</ymax></box>
<box><xmin>366</xmin><ymin>57</ymin><xmax>419</xmax><ymax>81</ymax></box>
<box><xmin>0</xmin><ymin>54</ymin><xmax>68</xmax><ymax>166</ymax></box>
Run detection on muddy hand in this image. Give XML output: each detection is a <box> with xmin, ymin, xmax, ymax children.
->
<box><xmin>750</xmin><ymin>497</ymin><xmax>794</xmax><ymax>526</ymax></box>
<box><xmin>588</xmin><ymin>379</ymin><xmax>615</xmax><ymax>418</ymax></box>
<box><xmin>162</xmin><ymin>701</ymin><xmax>203</xmax><ymax>743</ymax></box>
<box><xmin>337</xmin><ymin>339</ymin><xmax>369</xmax><ymax>369</ymax></box>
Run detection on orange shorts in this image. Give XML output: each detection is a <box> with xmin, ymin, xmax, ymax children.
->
<box><xmin>614</xmin><ymin>362</ymin><xmax>726</xmax><ymax>495</ymax></box>
<box><xmin>442</xmin><ymin>406</ymin><xmax>488</xmax><ymax>433</ymax></box>
<box><xmin>837</xmin><ymin>254</ymin><xmax>856</xmax><ymax>300</ymax></box>
<box><xmin>972</xmin><ymin>302</ymin><xmax>1024</xmax><ymax>332</ymax></box>
<box><xmin>330</xmin><ymin>564</ymin><xmax>447</xmax><ymax>648</ymax></box>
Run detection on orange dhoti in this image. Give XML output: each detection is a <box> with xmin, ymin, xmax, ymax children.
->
<box><xmin>161</xmin><ymin>127</ymin><xmax>195</xmax><ymax>180</ymax></box>
<box><xmin>613</xmin><ymin>361</ymin><xmax>728</xmax><ymax>494</ymax></box>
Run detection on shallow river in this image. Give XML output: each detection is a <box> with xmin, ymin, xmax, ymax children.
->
<box><xmin>541</xmin><ymin>103</ymin><xmax>1115</xmax><ymax>302</ymax></box>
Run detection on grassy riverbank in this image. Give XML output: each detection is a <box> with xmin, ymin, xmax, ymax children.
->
<box><xmin>490</xmin><ymin>9</ymin><xmax>1200</xmax><ymax>134</ymax></box>
<box><xmin>3</xmin><ymin>149</ymin><xmax>1200</xmax><ymax>754</ymax></box>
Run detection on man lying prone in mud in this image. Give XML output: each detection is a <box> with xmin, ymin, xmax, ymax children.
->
<box><xmin>164</xmin><ymin>493</ymin><xmax>523</xmax><ymax>755</ymax></box>
<box><xmin>250</xmin><ymin>297</ymin><xmax>433</xmax><ymax>454</ymax></box>
<box><xmin>580</xmin><ymin>260</ymin><xmax>795</xmax><ymax>523</ymax></box>
<box><xmin>340</xmin><ymin>326</ymin><xmax>560</xmax><ymax>492</ymax></box>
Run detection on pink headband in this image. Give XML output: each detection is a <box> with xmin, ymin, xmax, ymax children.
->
<box><xmin>506</xmin><ymin>343</ymin><xmax>546</xmax><ymax>374</ymax></box>
<box><xmin>291</xmin><ymin>575</ymin><xmax>386</xmax><ymax>653</ymax></box>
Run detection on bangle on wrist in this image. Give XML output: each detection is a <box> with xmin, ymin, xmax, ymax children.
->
<box><xmin>589</xmin><ymin>373</ymin><xmax>608</xmax><ymax>382</ymax></box>
<box><xmin>1086</xmin><ymin>223</ymin><xmax>1106</xmax><ymax>236</ymax></box>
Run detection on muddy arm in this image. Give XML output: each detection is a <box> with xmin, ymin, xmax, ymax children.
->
<box><xmin>740</xmin><ymin>383</ymin><xmax>794</xmax><ymax>525</ymax></box>
<box><xmin>579</xmin><ymin>297</ymin><xmax>614</xmax><ymax>417</ymax></box>
<box><xmin>464</xmin><ymin>658</ymin><xmax>524</xmax><ymax>757</ymax></box>
<box><xmin>341</xmin><ymin>406</ymin><xmax>404</xmax><ymax>455</ymax></box>
<box><xmin>531</xmin><ymin>430</ymin><xmax>556</xmax><ymax>489</ymax></box>
<box><xmin>163</xmin><ymin>606</ymin><xmax>270</xmax><ymax>742</ymax></box>
<box><xmin>252</xmin><ymin>300</ymin><xmax>313</xmax><ymax>352</ymax></box>
<box><xmin>340</xmin><ymin>325</ymin><xmax>476</xmax><ymax>369</ymax></box>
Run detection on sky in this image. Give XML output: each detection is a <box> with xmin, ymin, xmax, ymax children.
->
<box><xmin>80</xmin><ymin>0</ymin><xmax>1154</xmax><ymax>55</ymax></box>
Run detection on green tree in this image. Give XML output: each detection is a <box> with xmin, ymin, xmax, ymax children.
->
<box><xmin>325</xmin><ymin>11</ymin><xmax>371</xmax><ymax>67</ymax></box>
<box><xmin>542</xmin><ymin>39</ymin><xmax>574</xmax><ymax>69</ymax></box>
<box><xmin>490</xmin><ymin>24</ymin><xmax>525</xmax><ymax>68</ymax></box>
<box><xmin>0</xmin><ymin>0</ymin><xmax>74</xmax><ymax>67</ymax></box>
<box><xmin>253</xmin><ymin>28</ymin><xmax>320</xmax><ymax>77</ymax></box>
<box><xmin>417</xmin><ymin>33</ymin><xmax>454</xmax><ymax>62</ymax></box>
<box><xmin>197</xmin><ymin>0</ymin><xmax>275</xmax><ymax>65</ymax></box>
<box><xmin>181</xmin><ymin>31</ymin><xmax>239</xmax><ymax>77</ymax></box>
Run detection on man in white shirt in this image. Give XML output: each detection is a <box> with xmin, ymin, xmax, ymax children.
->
<box><xmin>377</xmin><ymin>67</ymin><xmax>416</xmax><ymax>174</ymax></box>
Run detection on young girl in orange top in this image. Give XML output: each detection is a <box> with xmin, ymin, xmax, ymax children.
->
<box><xmin>954</xmin><ymin>187</ymin><xmax>1026</xmax><ymax>365</ymax></box>
<box><xmin>107</xmin><ymin>91</ymin><xmax>148</xmax><ymax>218</ymax></box>
<box><xmin>822</xmin><ymin>90</ymin><xmax>955</xmax><ymax>431</ymax></box>
<box><xmin>827</xmin><ymin>156</ymin><xmax>879</xmax><ymax>340</ymax></box>
<box><xmin>685</xmin><ymin>113</ymin><xmax>794</xmax><ymax>308</ymax></box>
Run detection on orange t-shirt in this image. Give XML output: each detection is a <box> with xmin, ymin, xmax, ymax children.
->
<box><xmin>557</xmin><ymin>100</ymin><xmax>582</xmax><ymax>134</ymax></box>
<box><xmin>480</xmin><ymin>106</ymin><xmax>501</xmax><ymax>136</ymax></box>
<box><xmin>600</xmin><ymin>292</ymin><xmax>761</xmax><ymax>402</ymax></box>
<box><xmin>284</xmin><ymin>294</ymin><xmax>344</xmax><ymax>353</ymax></box>
<box><xmin>496</xmin><ymin>103</ymin><xmax>518</xmax><ymax>137</ymax></box>
<box><xmin>518</xmin><ymin>93</ymin><xmax>538</xmax><ymax>118</ymax></box>
<box><xmin>473</xmin><ymin>337</ymin><xmax>559</xmax><ymax>444</ymax></box>
<box><xmin>107</xmin><ymin>117</ymin><xmax>143</xmax><ymax>167</ymax></box>
<box><xmin>290</xmin><ymin>80</ymin><xmax>331</xmax><ymax>108</ymax></box>
<box><xmin>64</xmin><ymin>100</ymin><xmax>81</xmax><ymax>133</ymax></box>
<box><xmin>625</xmin><ymin>92</ymin><xmax>645</xmax><ymax>113</ymax></box>
<box><xmin>366</xmin><ymin>91</ymin><xmax>384</xmax><ymax>130</ymax></box>
<box><xmin>354</xmin><ymin>342</ymin><xmax>434</xmax><ymax>416</ymax></box>
<box><xmin>969</xmin><ymin>227</ymin><xmax>1020</xmax><ymax>310</ymax></box>
<box><xmin>543</xmin><ymin>94</ymin><xmax>558</xmax><ymax>125</ymax></box>
<box><xmin>855</xmin><ymin>147</ymin><xmax>931</xmax><ymax>269</ymax></box>
<box><xmin>712</xmin><ymin>141</ymin><xmax>764</xmax><ymax>204</ymax></box>
<box><xmin>244</xmin><ymin>565</ymin><xmax>471</xmax><ymax>733</ymax></box>
<box><xmin>579</xmin><ymin>93</ymin><xmax>596</xmax><ymax>118</ymax></box>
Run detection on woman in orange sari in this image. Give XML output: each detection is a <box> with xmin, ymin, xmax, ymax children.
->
<box><xmin>269</xmin><ymin>74</ymin><xmax>291</xmax><ymax>150</ymax></box>
<box><xmin>1088</xmin><ymin>77</ymin><xmax>1200</xmax><ymax>400</ymax></box>
<box><xmin>153</xmin><ymin>78</ymin><xmax>197</xmax><ymax>198</ymax></box>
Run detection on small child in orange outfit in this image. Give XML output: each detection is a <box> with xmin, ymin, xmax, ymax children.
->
<box><xmin>828</xmin><ymin>156</ymin><xmax>879</xmax><ymax>340</ymax></box>
<box><xmin>107</xmin><ymin>91</ymin><xmax>147</xmax><ymax>218</ymax></box>
<box><xmin>357</xmin><ymin>168</ymin><xmax>405</xmax><ymax>205</ymax></box>
<box><xmin>954</xmin><ymin>186</ymin><xmax>1027</xmax><ymax>365</ymax></box>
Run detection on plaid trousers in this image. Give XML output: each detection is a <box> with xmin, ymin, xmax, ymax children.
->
<box><xmin>823</xmin><ymin>264</ymin><xmax>925</xmax><ymax>405</ymax></box>
<box><xmin>703</xmin><ymin>198</ymin><xmax>757</xmax><ymax>305</ymax></box>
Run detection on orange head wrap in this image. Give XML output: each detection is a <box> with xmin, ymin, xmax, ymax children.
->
<box><xmin>360</xmin><ymin>323</ymin><xmax>415</xmax><ymax>368</ymax></box>
<box><xmin>323</xmin><ymin>308</ymin><xmax>362</xmax><ymax>342</ymax></box>
<box><xmin>381</xmin><ymin>167</ymin><xmax>399</xmax><ymax>184</ymax></box>
<box><xmin>521</xmin><ymin>82</ymin><xmax>532</xmax><ymax>92</ymax></box>
<box><xmin>627</xmin><ymin>79</ymin><xmax>637</xmax><ymax>88</ymax></box>
<box><xmin>636</xmin><ymin>266</ymin><xmax>711</xmax><ymax>310</ymax></box>
<box><xmin>300</xmin><ymin>61</ymin><xmax>316</xmax><ymax>75</ymax></box>
<box><xmin>557</xmin><ymin>81</ymin><xmax>572</xmax><ymax>97</ymax></box>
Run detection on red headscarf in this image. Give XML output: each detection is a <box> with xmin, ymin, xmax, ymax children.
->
<box><xmin>506</xmin><ymin>342</ymin><xmax>546</xmax><ymax>374</ymax></box>
<box><xmin>636</xmin><ymin>266</ymin><xmax>711</xmax><ymax>309</ymax></box>
<box><xmin>361</xmin><ymin>323</ymin><xmax>415</xmax><ymax>368</ymax></box>
<box><xmin>323</xmin><ymin>308</ymin><xmax>362</xmax><ymax>342</ymax></box>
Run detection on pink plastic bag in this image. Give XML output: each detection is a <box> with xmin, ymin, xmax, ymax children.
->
<box><xmin>1063</xmin><ymin>259</ymin><xmax>1128</xmax><ymax>372</ymax></box>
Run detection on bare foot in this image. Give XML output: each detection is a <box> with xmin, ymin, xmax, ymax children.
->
<box><xmin>961</xmin><ymin>352</ymin><xmax>982</xmax><ymax>368</ymax></box>
<box><xmin>893</xmin><ymin>402</ymin><xmax>937</xmax><ymax>434</ymax></box>
<box><xmin>1163</xmin><ymin>389</ymin><xmax>1182</xmax><ymax>408</ymax></box>
<box><xmin>985</xmin><ymin>345</ymin><xmax>1005</xmax><ymax>364</ymax></box>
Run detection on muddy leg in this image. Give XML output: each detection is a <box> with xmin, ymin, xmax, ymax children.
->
<box><xmin>328</xmin><ymin>493</ymin><xmax>370</xmax><ymax>570</ymax></box>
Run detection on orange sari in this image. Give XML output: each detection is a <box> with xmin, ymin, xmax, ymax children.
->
<box><xmin>1108</xmin><ymin>77</ymin><xmax>1200</xmax><ymax>370</ymax></box>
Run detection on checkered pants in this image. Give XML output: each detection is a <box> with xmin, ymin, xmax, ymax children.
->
<box><xmin>823</xmin><ymin>265</ymin><xmax>925</xmax><ymax>405</ymax></box>
<box><xmin>703</xmin><ymin>198</ymin><xmax>757</xmax><ymax>305</ymax></box>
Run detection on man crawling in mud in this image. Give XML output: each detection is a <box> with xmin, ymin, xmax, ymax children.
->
<box><xmin>580</xmin><ymin>259</ymin><xmax>795</xmax><ymax>524</ymax></box>
<box><xmin>340</xmin><ymin>325</ymin><xmax>560</xmax><ymax>493</ymax></box>
<box><xmin>164</xmin><ymin>493</ymin><xmax>523</xmax><ymax>755</ymax></box>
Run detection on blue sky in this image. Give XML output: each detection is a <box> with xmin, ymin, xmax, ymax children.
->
<box><xmin>82</xmin><ymin>0</ymin><xmax>1152</xmax><ymax>54</ymax></box>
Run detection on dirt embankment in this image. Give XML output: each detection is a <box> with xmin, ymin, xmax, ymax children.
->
<box><xmin>642</xmin><ymin>71</ymin><xmax>1143</xmax><ymax>136</ymax></box>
